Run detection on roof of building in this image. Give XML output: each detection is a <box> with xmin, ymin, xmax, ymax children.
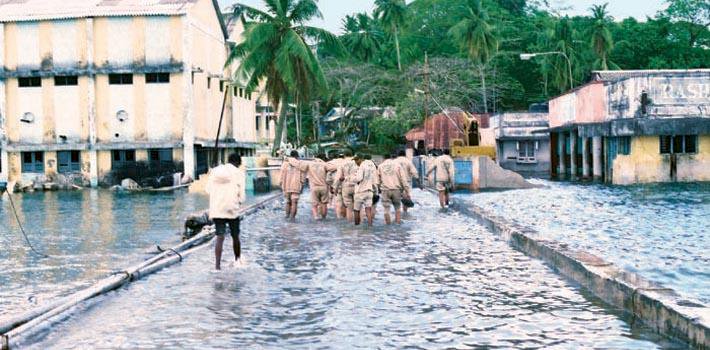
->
<box><xmin>0</xmin><ymin>0</ymin><xmax>228</xmax><ymax>38</ymax></box>
<box><xmin>592</xmin><ymin>69</ymin><xmax>710</xmax><ymax>82</ymax></box>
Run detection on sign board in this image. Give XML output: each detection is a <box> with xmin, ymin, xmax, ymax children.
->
<box><xmin>652</xmin><ymin>77</ymin><xmax>710</xmax><ymax>104</ymax></box>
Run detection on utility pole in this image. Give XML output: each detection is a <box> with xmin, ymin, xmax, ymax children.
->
<box><xmin>422</xmin><ymin>52</ymin><xmax>431</xmax><ymax>155</ymax></box>
<box><xmin>313</xmin><ymin>100</ymin><xmax>321</xmax><ymax>154</ymax></box>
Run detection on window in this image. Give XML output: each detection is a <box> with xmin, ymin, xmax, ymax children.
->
<box><xmin>238</xmin><ymin>88</ymin><xmax>243</xmax><ymax>98</ymax></box>
<box><xmin>54</xmin><ymin>75</ymin><xmax>78</xmax><ymax>86</ymax></box>
<box><xmin>233</xmin><ymin>87</ymin><xmax>237</xmax><ymax>97</ymax></box>
<box><xmin>219</xmin><ymin>81</ymin><xmax>224</xmax><ymax>92</ymax></box>
<box><xmin>21</xmin><ymin>152</ymin><xmax>44</xmax><ymax>173</ymax></box>
<box><xmin>517</xmin><ymin>141</ymin><xmax>537</xmax><ymax>163</ymax></box>
<box><xmin>266</xmin><ymin>116</ymin><xmax>271</xmax><ymax>130</ymax></box>
<box><xmin>660</xmin><ymin>135</ymin><xmax>697</xmax><ymax>154</ymax></box>
<box><xmin>617</xmin><ymin>137</ymin><xmax>631</xmax><ymax>155</ymax></box>
<box><xmin>146</xmin><ymin>73</ymin><xmax>170</xmax><ymax>84</ymax></box>
<box><xmin>108</xmin><ymin>74</ymin><xmax>133</xmax><ymax>85</ymax></box>
<box><xmin>207</xmin><ymin>77</ymin><xmax>211</xmax><ymax>89</ymax></box>
<box><xmin>18</xmin><ymin>77</ymin><xmax>41</xmax><ymax>88</ymax></box>
<box><xmin>255</xmin><ymin>116</ymin><xmax>260</xmax><ymax>131</ymax></box>
<box><xmin>149</xmin><ymin>148</ymin><xmax>173</xmax><ymax>166</ymax></box>
<box><xmin>57</xmin><ymin>151</ymin><xmax>81</xmax><ymax>173</ymax></box>
<box><xmin>112</xmin><ymin>150</ymin><xmax>136</xmax><ymax>168</ymax></box>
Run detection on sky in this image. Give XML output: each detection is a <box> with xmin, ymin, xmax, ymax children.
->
<box><xmin>218</xmin><ymin>0</ymin><xmax>667</xmax><ymax>34</ymax></box>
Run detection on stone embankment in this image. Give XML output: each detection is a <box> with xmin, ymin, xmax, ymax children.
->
<box><xmin>448</xmin><ymin>195</ymin><xmax>709</xmax><ymax>348</ymax></box>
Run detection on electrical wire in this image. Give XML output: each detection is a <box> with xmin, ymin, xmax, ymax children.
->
<box><xmin>2</xmin><ymin>188</ymin><xmax>50</xmax><ymax>259</ymax></box>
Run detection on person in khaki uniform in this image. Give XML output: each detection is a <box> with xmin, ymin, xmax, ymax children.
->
<box><xmin>280</xmin><ymin>150</ymin><xmax>306</xmax><ymax>220</ymax></box>
<box><xmin>292</xmin><ymin>154</ymin><xmax>335</xmax><ymax>220</ymax></box>
<box><xmin>426</xmin><ymin>149</ymin><xmax>455</xmax><ymax>208</ymax></box>
<box><xmin>333</xmin><ymin>150</ymin><xmax>358</xmax><ymax>222</ymax></box>
<box><xmin>352</xmin><ymin>155</ymin><xmax>379</xmax><ymax>226</ymax></box>
<box><xmin>378</xmin><ymin>154</ymin><xmax>410</xmax><ymax>225</ymax></box>
<box><xmin>395</xmin><ymin>150</ymin><xmax>419</xmax><ymax>213</ymax></box>
<box><xmin>327</xmin><ymin>155</ymin><xmax>346</xmax><ymax>218</ymax></box>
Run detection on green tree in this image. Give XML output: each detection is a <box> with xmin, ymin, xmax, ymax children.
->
<box><xmin>589</xmin><ymin>3</ymin><xmax>618</xmax><ymax>70</ymax></box>
<box><xmin>374</xmin><ymin>0</ymin><xmax>408</xmax><ymax>71</ymax></box>
<box><xmin>663</xmin><ymin>0</ymin><xmax>710</xmax><ymax>47</ymax></box>
<box><xmin>449</xmin><ymin>0</ymin><xmax>499</xmax><ymax>113</ymax></box>
<box><xmin>341</xmin><ymin>13</ymin><xmax>384</xmax><ymax>63</ymax></box>
<box><xmin>550</xmin><ymin>17</ymin><xmax>577</xmax><ymax>93</ymax></box>
<box><xmin>228</xmin><ymin>0</ymin><xmax>341</xmax><ymax>155</ymax></box>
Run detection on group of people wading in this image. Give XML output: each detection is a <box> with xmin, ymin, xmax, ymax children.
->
<box><xmin>205</xmin><ymin>150</ymin><xmax>455</xmax><ymax>270</ymax></box>
<box><xmin>279</xmin><ymin>149</ymin><xmax>455</xmax><ymax>226</ymax></box>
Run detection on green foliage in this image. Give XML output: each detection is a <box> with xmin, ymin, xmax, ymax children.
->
<box><xmin>228</xmin><ymin>0</ymin><xmax>342</xmax><ymax>154</ymax></box>
<box><xmin>244</xmin><ymin>0</ymin><xmax>709</xmax><ymax>153</ymax></box>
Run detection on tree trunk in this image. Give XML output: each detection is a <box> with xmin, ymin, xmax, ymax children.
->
<box><xmin>271</xmin><ymin>96</ymin><xmax>289</xmax><ymax>156</ymax></box>
<box><xmin>479</xmin><ymin>65</ymin><xmax>488</xmax><ymax>114</ymax></box>
<box><xmin>394</xmin><ymin>25</ymin><xmax>402</xmax><ymax>72</ymax></box>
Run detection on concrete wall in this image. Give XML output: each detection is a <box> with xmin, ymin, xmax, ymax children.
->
<box><xmin>498</xmin><ymin>140</ymin><xmax>551</xmax><ymax>174</ymax></box>
<box><xmin>607</xmin><ymin>74</ymin><xmax>710</xmax><ymax>120</ymax></box>
<box><xmin>612</xmin><ymin>135</ymin><xmax>710</xmax><ymax>185</ymax></box>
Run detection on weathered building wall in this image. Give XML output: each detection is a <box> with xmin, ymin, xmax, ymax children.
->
<box><xmin>189</xmin><ymin>0</ymin><xmax>228</xmax><ymax>143</ymax></box>
<box><xmin>549</xmin><ymin>91</ymin><xmax>576</xmax><ymax>128</ymax></box>
<box><xmin>677</xmin><ymin>135</ymin><xmax>710</xmax><ymax>182</ymax></box>
<box><xmin>612</xmin><ymin>136</ymin><xmax>670</xmax><ymax>185</ymax></box>
<box><xmin>575</xmin><ymin>82</ymin><xmax>606</xmax><ymax>124</ymax></box>
<box><xmin>607</xmin><ymin>73</ymin><xmax>709</xmax><ymax>120</ymax></box>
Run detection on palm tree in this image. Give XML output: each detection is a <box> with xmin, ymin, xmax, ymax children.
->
<box><xmin>374</xmin><ymin>0</ymin><xmax>408</xmax><ymax>71</ymax></box>
<box><xmin>341</xmin><ymin>13</ymin><xmax>384</xmax><ymax>63</ymax></box>
<box><xmin>551</xmin><ymin>17</ymin><xmax>577</xmax><ymax>93</ymax></box>
<box><xmin>589</xmin><ymin>3</ymin><xmax>618</xmax><ymax>70</ymax></box>
<box><xmin>228</xmin><ymin>0</ymin><xmax>341</xmax><ymax>155</ymax></box>
<box><xmin>448</xmin><ymin>0</ymin><xmax>498</xmax><ymax>113</ymax></box>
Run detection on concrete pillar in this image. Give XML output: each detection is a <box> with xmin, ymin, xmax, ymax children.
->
<box><xmin>0</xmin><ymin>150</ymin><xmax>8</xmax><ymax>182</ymax></box>
<box><xmin>181</xmin><ymin>16</ymin><xmax>195</xmax><ymax>180</ymax></box>
<box><xmin>85</xmin><ymin>18</ymin><xmax>99</xmax><ymax>187</ymax></box>
<box><xmin>582</xmin><ymin>137</ymin><xmax>590</xmax><ymax>178</ymax></box>
<box><xmin>0</xmin><ymin>24</ymin><xmax>6</xmax><ymax>182</ymax></box>
<box><xmin>569</xmin><ymin>131</ymin><xmax>577</xmax><ymax>178</ymax></box>
<box><xmin>592</xmin><ymin>136</ymin><xmax>602</xmax><ymax>179</ymax></box>
<box><xmin>557</xmin><ymin>132</ymin><xmax>566</xmax><ymax>175</ymax></box>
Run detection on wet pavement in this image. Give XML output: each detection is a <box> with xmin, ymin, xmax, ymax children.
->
<box><xmin>454</xmin><ymin>180</ymin><xmax>710</xmax><ymax>305</ymax></box>
<box><xmin>15</xmin><ymin>191</ymin><xmax>682</xmax><ymax>349</ymax></box>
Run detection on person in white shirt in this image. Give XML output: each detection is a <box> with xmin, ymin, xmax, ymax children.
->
<box><xmin>206</xmin><ymin>153</ymin><xmax>246</xmax><ymax>270</ymax></box>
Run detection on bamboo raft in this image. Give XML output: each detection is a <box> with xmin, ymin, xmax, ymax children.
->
<box><xmin>0</xmin><ymin>193</ymin><xmax>280</xmax><ymax>350</ymax></box>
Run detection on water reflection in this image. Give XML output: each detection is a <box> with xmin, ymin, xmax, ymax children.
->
<box><xmin>455</xmin><ymin>180</ymin><xmax>710</xmax><ymax>304</ymax></box>
<box><xmin>22</xmin><ymin>192</ymin><xmax>680</xmax><ymax>349</ymax></box>
<box><xmin>0</xmin><ymin>189</ymin><xmax>209</xmax><ymax>316</ymax></box>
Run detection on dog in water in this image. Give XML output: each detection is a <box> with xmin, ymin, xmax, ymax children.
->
<box><xmin>183</xmin><ymin>210</ymin><xmax>212</xmax><ymax>240</ymax></box>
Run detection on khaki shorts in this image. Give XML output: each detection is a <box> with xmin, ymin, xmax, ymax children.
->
<box><xmin>342</xmin><ymin>184</ymin><xmax>355</xmax><ymax>208</ymax></box>
<box><xmin>311</xmin><ymin>186</ymin><xmax>330</xmax><ymax>204</ymax></box>
<box><xmin>381</xmin><ymin>189</ymin><xmax>402</xmax><ymax>210</ymax></box>
<box><xmin>436</xmin><ymin>181</ymin><xmax>451</xmax><ymax>192</ymax></box>
<box><xmin>284</xmin><ymin>192</ymin><xmax>300</xmax><ymax>202</ymax></box>
<box><xmin>353</xmin><ymin>191</ymin><xmax>373</xmax><ymax>211</ymax></box>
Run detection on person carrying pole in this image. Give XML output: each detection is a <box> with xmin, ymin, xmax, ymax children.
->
<box><xmin>352</xmin><ymin>154</ymin><xmax>379</xmax><ymax>226</ymax></box>
<box><xmin>206</xmin><ymin>153</ymin><xmax>245</xmax><ymax>270</ymax></box>
<box><xmin>427</xmin><ymin>149</ymin><xmax>455</xmax><ymax>208</ymax></box>
<box><xmin>280</xmin><ymin>150</ymin><xmax>306</xmax><ymax>220</ymax></box>
<box><xmin>396</xmin><ymin>150</ymin><xmax>419</xmax><ymax>213</ymax></box>
<box><xmin>333</xmin><ymin>150</ymin><xmax>358</xmax><ymax>222</ymax></box>
<box><xmin>378</xmin><ymin>153</ymin><xmax>410</xmax><ymax>225</ymax></box>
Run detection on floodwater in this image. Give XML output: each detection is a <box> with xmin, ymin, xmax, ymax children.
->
<box><xmin>455</xmin><ymin>180</ymin><xmax>710</xmax><ymax>305</ymax></box>
<box><xmin>0</xmin><ymin>189</ymin><xmax>268</xmax><ymax>316</ymax></box>
<box><xmin>11</xmin><ymin>191</ymin><xmax>681</xmax><ymax>349</ymax></box>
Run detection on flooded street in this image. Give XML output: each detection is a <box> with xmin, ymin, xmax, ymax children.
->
<box><xmin>455</xmin><ymin>180</ymin><xmax>710</xmax><ymax>304</ymax></box>
<box><xmin>0</xmin><ymin>190</ymin><xmax>270</xmax><ymax>317</ymax></box>
<box><xmin>12</xmin><ymin>191</ymin><xmax>680</xmax><ymax>349</ymax></box>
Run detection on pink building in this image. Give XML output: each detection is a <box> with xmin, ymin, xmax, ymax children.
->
<box><xmin>548</xmin><ymin>69</ymin><xmax>709</xmax><ymax>184</ymax></box>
